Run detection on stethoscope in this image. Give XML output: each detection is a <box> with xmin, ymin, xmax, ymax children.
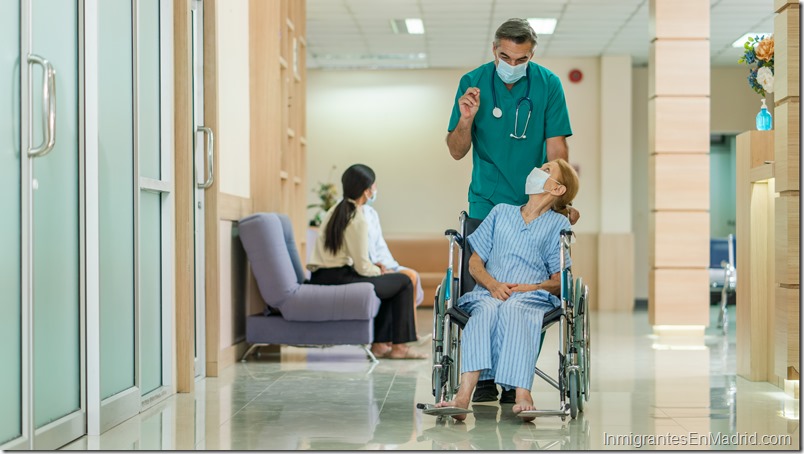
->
<box><xmin>490</xmin><ymin>65</ymin><xmax>533</xmax><ymax>140</ymax></box>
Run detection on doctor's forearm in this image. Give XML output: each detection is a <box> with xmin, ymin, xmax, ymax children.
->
<box><xmin>446</xmin><ymin>121</ymin><xmax>472</xmax><ymax>160</ymax></box>
<box><xmin>546</xmin><ymin>136</ymin><xmax>569</xmax><ymax>162</ymax></box>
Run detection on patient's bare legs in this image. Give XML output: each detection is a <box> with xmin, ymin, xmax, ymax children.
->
<box><xmin>434</xmin><ymin>370</ymin><xmax>480</xmax><ymax>420</ymax></box>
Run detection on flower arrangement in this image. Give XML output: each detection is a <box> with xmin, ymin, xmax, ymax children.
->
<box><xmin>307</xmin><ymin>166</ymin><xmax>339</xmax><ymax>227</ymax></box>
<box><xmin>738</xmin><ymin>35</ymin><xmax>774</xmax><ymax>96</ymax></box>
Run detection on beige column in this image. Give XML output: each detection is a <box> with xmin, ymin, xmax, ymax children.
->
<box><xmin>647</xmin><ymin>0</ymin><xmax>710</xmax><ymax>327</ymax></box>
<box><xmin>773</xmin><ymin>0</ymin><xmax>800</xmax><ymax>392</ymax></box>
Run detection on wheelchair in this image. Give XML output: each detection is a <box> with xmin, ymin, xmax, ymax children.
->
<box><xmin>417</xmin><ymin>211</ymin><xmax>590</xmax><ymax>421</ymax></box>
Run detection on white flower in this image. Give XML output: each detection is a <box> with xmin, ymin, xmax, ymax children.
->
<box><xmin>757</xmin><ymin>66</ymin><xmax>774</xmax><ymax>93</ymax></box>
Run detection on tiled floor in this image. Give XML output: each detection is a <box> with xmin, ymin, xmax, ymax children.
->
<box><xmin>62</xmin><ymin>305</ymin><xmax>800</xmax><ymax>450</ymax></box>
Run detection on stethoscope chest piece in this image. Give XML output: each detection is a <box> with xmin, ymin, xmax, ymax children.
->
<box><xmin>492</xmin><ymin>107</ymin><xmax>502</xmax><ymax>118</ymax></box>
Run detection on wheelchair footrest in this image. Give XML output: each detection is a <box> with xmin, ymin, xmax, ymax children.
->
<box><xmin>516</xmin><ymin>409</ymin><xmax>569</xmax><ymax>419</ymax></box>
<box><xmin>417</xmin><ymin>403</ymin><xmax>473</xmax><ymax>416</ymax></box>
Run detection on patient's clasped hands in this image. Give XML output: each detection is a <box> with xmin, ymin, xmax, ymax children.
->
<box><xmin>488</xmin><ymin>282</ymin><xmax>540</xmax><ymax>301</ymax></box>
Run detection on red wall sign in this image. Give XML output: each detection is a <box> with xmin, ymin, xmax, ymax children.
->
<box><xmin>569</xmin><ymin>69</ymin><xmax>583</xmax><ymax>83</ymax></box>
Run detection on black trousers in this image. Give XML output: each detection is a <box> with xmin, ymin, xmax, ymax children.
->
<box><xmin>310</xmin><ymin>266</ymin><xmax>416</xmax><ymax>344</ymax></box>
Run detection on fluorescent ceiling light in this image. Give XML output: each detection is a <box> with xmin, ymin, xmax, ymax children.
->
<box><xmin>732</xmin><ymin>32</ymin><xmax>771</xmax><ymax>47</ymax></box>
<box><xmin>405</xmin><ymin>18</ymin><xmax>424</xmax><ymax>34</ymax></box>
<box><xmin>390</xmin><ymin>18</ymin><xmax>425</xmax><ymax>34</ymax></box>
<box><xmin>527</xmin><ymin>18</ymin><xmax>557</xmax><ymax>35</ymax></box>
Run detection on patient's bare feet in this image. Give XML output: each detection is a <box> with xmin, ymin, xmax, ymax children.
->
<box><xmin>511</xmin><ymin>388</ymin><xmax>536</xmax><ymax>422</ymax></box>
<box><xmin>434</xmin><ymin>395</ymin><xmax>471</xmax><ymax>421</ymax></box>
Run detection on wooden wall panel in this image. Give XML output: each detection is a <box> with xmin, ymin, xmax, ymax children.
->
<box><xmin>774</xmin><ymin>5</ymin><xmax>800</xmax><ymax>102</ymax></box>
<box><xmin>775</xmin><ymin>0</ymin><xmax>799</xmax><ymax>10</ymax></box>
<box><xmin>775</xmin><ymin>286</ymin><xmax>801</xmax><ymax>380</ymax></box>
<box><xmin>173</xmin><ymin>0</ymin><xmax>194</xmax><ymax>393</ymax></box>
<box><xmin>649</xmin><ymin>40</ymin><xmax>710</xmax><ymax>97</ymax></box>
<box><xmin>737</xmin><ymin>130</ymin><xmax>774</xmax><ymax>168</ymax></box>
<box><xmin>773</xmin><ymin>100</ymin><xmax>800</xmax><ymax>192</ymax></box>
<box><xmin>648</xmin><ymin>97</ymin><xmax>710</xmax><ymax>153</ymax></box>
<box><xmin>649</xmin><ymin>154</ymin><xmax>710</xmax><ymax>211</ymax></box>
<box><xmin>203</xmin><ymin>0</ymin><xmax>221</xmax><ymax>378</ymax></box>
<box><xmin>775</xmin><ymin>195</ymin><xmax>800</xmax><ymax>285</ymax></box>
<box><xmin>597</xmin><ymin>233</ymin><xmax>635</xmax><ymax>311</ymax></box>
<box><xmin>650</xmin><ymin>211</ymin><xmax>709</xmax><ymax>268</ymax></box>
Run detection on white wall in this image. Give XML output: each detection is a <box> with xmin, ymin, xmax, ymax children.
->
<box><xmin>215</xmin><ymin>0</ymin><xmax>250</xmax><ymax>198</ymax></box>
<box><xmin>307</xmin><ymin>57</ymin><xmax>601</xmax><ymax>235</ymax></box>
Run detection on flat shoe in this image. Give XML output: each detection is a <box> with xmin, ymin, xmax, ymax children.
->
<box><xmin>472</xmin><ymin>385</ymin><xmax>499</xmax><ymax>402</ymax></box>
<box><xmin>500</xmin><ymin>388</ymin><xmax>516</xmax><ymax>404</ymax></box>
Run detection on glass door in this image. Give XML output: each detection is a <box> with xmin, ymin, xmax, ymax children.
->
<box><xmin>96</xmin><ymin>0</ymin><xmax>140</xmax><ymax>432</ymax></box>
<box><xmin>191</xmin><ymin>0</ymin><xmax>211</xmax><ymax>380</ymax></box>
<box><xmin>138</xmin><ymin>0</ymin><xmax>173</xmax><ymax>405</ymax></box>
<box><xmin>28</xmin><ymin>0</ymin><xmax>84</xmax><ymax>449</ymax></box>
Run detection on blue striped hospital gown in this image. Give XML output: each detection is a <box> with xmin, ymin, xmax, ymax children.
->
<box><xmin>458</xmin><ymin>203</ymin><xmax>571</xmax><ymax>391</ymax></box>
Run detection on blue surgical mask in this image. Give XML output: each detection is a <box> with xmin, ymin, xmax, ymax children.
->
<box><xmin>368</xmin><ymin>189</ymin><xmax>378</xmax><ymax>204</ymax></box>
<box><xmin>496</xmin><ymin>59</ymin><xmax>528</xmax><ymax>84</ymax></box>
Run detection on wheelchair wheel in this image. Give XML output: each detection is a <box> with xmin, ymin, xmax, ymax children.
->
<box><xmin>568</xmin><ymin>369</ymin><xmax>579</xmax><ymax>419</ymax></box>
<box><xmin>582</xmin><ymin>285</ymin><xmax>590</xmax><ymax>402</ymax></box>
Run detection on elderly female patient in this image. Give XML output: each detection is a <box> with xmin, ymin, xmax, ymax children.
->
<box><xmin>436</xmin><ymin>158</ymin><xmax>579</xmax><ymax>420</ymax></box>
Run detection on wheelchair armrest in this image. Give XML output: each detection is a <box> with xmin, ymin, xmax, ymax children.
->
<box><xmin>446</xmin><ymin>306</ymin><xmax>470</xmax><ymax>329</ymax></box>
<box><xmin>444</xmin><ymin>229</ymin><xmax>464</xmax><ymax>249</ymax></box>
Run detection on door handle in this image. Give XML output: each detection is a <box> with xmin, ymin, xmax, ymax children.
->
<box><xmin>195</xmin><ymin>126</ymin><xmax>214</xmax><ymax>189</ymax></box>
<box><xmin>27</xmin><ymin>54</ymin><xmax>57</xmax><ymax>158</ymax></box>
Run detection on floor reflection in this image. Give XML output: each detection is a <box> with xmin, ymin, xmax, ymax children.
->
<box><xmin>60</xmin><ymin>306</ymin><xmax>798</xmax><ymax>451</ymax></box>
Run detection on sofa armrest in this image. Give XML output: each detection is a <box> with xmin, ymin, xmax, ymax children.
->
<box><xmin>279</xmin><ymin>283</ymin><xmax>381</xmax><ymax>322</ymax></box>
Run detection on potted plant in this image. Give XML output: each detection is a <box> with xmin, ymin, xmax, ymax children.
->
<box><xmin>307</xmin><ymin>166</ymin><xmax>339</xmax><ymax>227</ymax></box>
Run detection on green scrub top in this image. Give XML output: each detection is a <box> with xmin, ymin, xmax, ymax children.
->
<box><xmin>448</xmin><ymin>61</ymin><xmax>573</xmax><ymax>220</ymax></box>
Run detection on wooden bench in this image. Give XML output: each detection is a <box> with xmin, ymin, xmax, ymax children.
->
<box><xmin>385</xmin><ymin>235</ymin><xmax>451</xmax><ymax>307</ymax></box>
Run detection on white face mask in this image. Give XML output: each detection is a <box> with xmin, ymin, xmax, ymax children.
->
<box><xmin>525</xmin><ymin>167</ymin><xmax>560</xmax><ymax>195</ymax></box>
<box><xmin>496</xmin><ymin>58</ymin><xmax>528</xmax><ymax>84</ymax></box>
<box><xmin>368</xmin><ymin>188</ymin><xmax>378</xmax><ymax>204</ymax></box>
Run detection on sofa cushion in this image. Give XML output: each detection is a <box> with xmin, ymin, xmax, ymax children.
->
<box><xmin>238</xmin><ymin>213</ymin><xmax>300</xmax><ymax>309</ymax></box>
<box><xmin>280</xmin><ymin>283</ymin><xmax>381</xmax><ymax>322</ymax></box>
<box><xmin>277</xmin><ymin>213</ymin><xmax>307</xmax><ymax>284</ymax></box>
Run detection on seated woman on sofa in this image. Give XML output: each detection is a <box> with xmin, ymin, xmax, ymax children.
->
<box><xmin>435</xmin><ymin>158</ymin><xmax>579</xmax><ymax>419</ymax></box>
<box><xmin>307</xmin><ymin>164</ymin><xmax>426</xmax><ymax>360</ymax></box>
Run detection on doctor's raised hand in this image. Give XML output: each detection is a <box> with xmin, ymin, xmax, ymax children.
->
<box><xmin>458</xmin><ymin>87</ymin><xmax>480</xmax><ymax>120</ymax></box>
<box><xmin>448</xmin><ymin>87</ymin><xmax>480</xmax><ymax>160</ymax></box>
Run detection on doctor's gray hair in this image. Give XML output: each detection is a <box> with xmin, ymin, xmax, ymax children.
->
<box><xmin>493</xmin><ymin>18</ymin><xmax>538</xmax><ymax>50</ymax></box>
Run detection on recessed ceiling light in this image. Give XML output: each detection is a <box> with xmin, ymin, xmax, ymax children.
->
<box><xmin>390</xmin><ymin>18</ymin><xmax>425</xmax><ymax>34</ymax></box>
<box><xmin>527</xmin><ymin>18</ymin><xmax>557</xmax><ymax>35</ymax></box>
<box><xmin>732</xmin><ymin>32</ymin><xmax>772</xmax><ymax>47</ymax></box>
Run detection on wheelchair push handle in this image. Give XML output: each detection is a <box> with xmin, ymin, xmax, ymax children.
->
<box><xmin>444</xmin><ymin>229</ymin><xmax>464</xmax><ymax>249</ymax></box>
<box><xmin>559</xmin><ymin>229</ymin><xmax>576</xmax><ymax>246</ymax></box>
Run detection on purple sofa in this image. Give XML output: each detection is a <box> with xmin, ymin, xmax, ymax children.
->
<box><xmin>238</xmin><ymin>213</ymin><xmax>382</xmax><ymax>362</ymax></box>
